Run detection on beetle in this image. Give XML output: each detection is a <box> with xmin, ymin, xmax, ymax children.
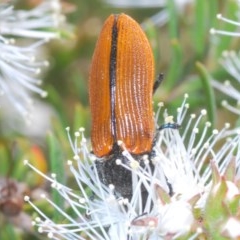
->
<box><xmin>89</xmin><ymin>13</ymin><xmax>178</xmax><ymax>200</ymax></box>
<box><xmin>89</xmin><ymin>13</ymin><xmax>155</xmax><ymax>158</ymax></box>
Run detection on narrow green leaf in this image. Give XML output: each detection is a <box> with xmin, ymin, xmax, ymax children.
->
<box><xmin>210</xmin><ymin>161</ymin><xmax>221</xmax><ymax>186</ymax></box>
<box><xmin>236</xmin><ymin>116</ymin><xmax>240</xmax><ymax>129</ymax></box>
<box><xmin>193</xmin><ymin>0</ymin><xmax>218</xmax><ymax>57</ymax></box>
<box><xmin>166</xmin><ymin>0</ymin><xmax>178</xmax><ymax>39</ymax></box>
<box><xmin>155</xmin><ymin>185</ymin><xmax>171</xmax><ymax>204</ymax></box>
<box><xmin>204</xmin><ymin>178</ymin><xmax>228</xmax><ymax>239</ymax></box>
<box><xmin>193</xmin><ymin>0</ymin><xmax>207</xmax><ymax>56</ymax></box>
<box><xmin>196</xmin><ymin>61</ymin><xmax>216</xmax><ymax>127</ymax></box>
<box><xmin>0</xmin><ymin>223</ymin><xmax>18</xmax><ymax>240</ymax></box>
<box><xmin>165</xmin><ymin>39</ymin><xmax>183</xmax><ymax>91</ymax></box>
<box><xmin>144</xmin><ymin>21</ymin><xmax>159</xmax><ymax>65</ymax></box>
<box><xmin>73</xmin><ymin>103</ymin><xmax>90</xmax><ymax>134</ymax></box>
<box><xmin>46</xmin><ymin>85</ymin><xmax>68</xmax><ymax>127</ymax></box>
<box><xmin>228</xmin><ymin>195</ymin><xmax>240</xmax><ymax>216</ymax></box>
<box><xmin>208</xmin><ymin>0</ymin><xmax>219</xmax><ymax>27</ymax></box>
<box><xmin>47</xmin><ymin>132</ymin><xmax>66</xmax><ymax>222</ymax></box>
<box><xmin>224</xmin><ymin>158</ymin><xmax>236</xmax><ymax>182</ymax></box>
<box><xmin>0</xmin><ymin>143</ymin><xmax>9</xmax><ymax>175</ymax></box>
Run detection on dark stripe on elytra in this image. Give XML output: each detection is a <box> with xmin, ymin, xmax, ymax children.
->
<box><xmin>110</xmin><ymin>15</ymin><xmax>118</xmax><ymax>142</ymax></box>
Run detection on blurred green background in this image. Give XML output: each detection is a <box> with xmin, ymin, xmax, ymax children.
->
<box><xmin>0</xmin><ymin>0</ymin><xmax>240</xmax><ymax>239</ymax></box>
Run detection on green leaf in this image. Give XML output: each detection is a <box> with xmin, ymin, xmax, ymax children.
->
<box><xmin>47</xmin><ymin>132</ymin><xmax>66</xmax><ymax>222</ymax></box>
<box><xmin>193</xmin><ymin>0</ymin><xmax>219</xmax><ymax>57</ymax></box>
<box><xmin>196</xmin><ymin>61</ymin><xmax>216</xmax><ymax>128</ymax></box>
<box><xmin>193</xmin><ymin>0</ymin><xmax>208</xmax><ymax>56</ymax></box>
<box><xmin>210</xmin><ymin>161</ymin><xmax>221</xmax><ymax>186</ymax></box>
<box><xmin>155</xmin><ymin>184</ymin><xmax>171</xmax><ymax>204</ymax></box>
<box><xmin>145</xmin><ymin>21</ymin><xmax>159</xmax><ymax>65</ymax></box>
<box><xmin>165</xmin><ymin>39</ymin><xmax>183</xmax><ymax>91</ymax></box>
<box><xmin>46</xmin><ymin>85</ymin><xmax>68</xmax><ymax>127</ymax></box>
<box><xmin>228</xmin><ymin>195</ymin><xmax>240</xmax><ymax>216</ymax></box>
<box><xmin>204</xmin><ymin>178</ymin><xmax>228</xmax><ymax>239</ymax></box>
<box><xmin>0</xmin><ymin>223</ymin><xmax>19</xmax><ymax>240</ymax></box>
<box><xmin>208</xmin><ymin>0</ymin><xmax>219</xmax><ymax>27</ymax></box>
<box><xmin>166</xmin><ymin>0</ymin><xmax>178</xmax><ymax>39</ymax></box>
<box><xmin>73</xmin><ymin>103</ymin><xmax>90</xmax><ymax>134</ymax></box>
<box><xmin>224</xmin><ymin>158</ymin><xmax>236</xmax><ymax>182</ymax></box>
<box><xmin>0</xmin><ymin>143</ymin><xmax>9</xmax><ymax>175</ymax></box>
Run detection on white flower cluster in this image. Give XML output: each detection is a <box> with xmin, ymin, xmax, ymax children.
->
<box><xmin>212</xmin><ymin>51</ymin><xmax>240</xmax><ymax>115</ymax></box>
<box><xmin>0</xmin><ymin>0</ymin><xmax>65</xmax><ymax>117</ymax></box>
<box><xmin>210</xmin><ymin>2</ymin><xmax>240</xmax><ymax>116</ymax></box>
<box><xmin>24</xmin><ymin>95</ymin><xmax>240</xmax><ymax>239</ymax></box>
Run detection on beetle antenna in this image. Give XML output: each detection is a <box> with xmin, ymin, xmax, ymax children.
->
<box><xmin>153</xmin><ymin>73</ymin><xmax>164</xmax><ymax>94</ymax></box>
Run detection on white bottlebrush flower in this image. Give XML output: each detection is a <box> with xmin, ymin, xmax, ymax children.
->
<box><xmin>0</xmin><ymin>0</ymin><xmax>66</xmax><ymax>117</ymax></box>
<box><xmin>210</xmin><ymin>12</ymin><xmax>240</xmax><ymax>37</ymax></box>
<box><xmin>24</xmin><ymin>95</ymin><xmax>240</xmax><ymax>239</ymax></box>
<box><xmin>211</xmin><ymin>51</ymin><xmax>240</xmax><ymax>115</ymax></box>
<box><xmin>0</xmin><ymin>0</ymin><xmax>64</xmax><ymax>39</ymax></box>
<box><xmin>210</xmin><ymin>3</ymin><xmax>240</xmax><ymax>115</ymax></box>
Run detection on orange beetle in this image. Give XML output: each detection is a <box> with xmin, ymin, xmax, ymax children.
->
<box><xmin>89</xmin><ymin>13</ymin><xmax>155</xmax><ymax>158</ymax></box>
